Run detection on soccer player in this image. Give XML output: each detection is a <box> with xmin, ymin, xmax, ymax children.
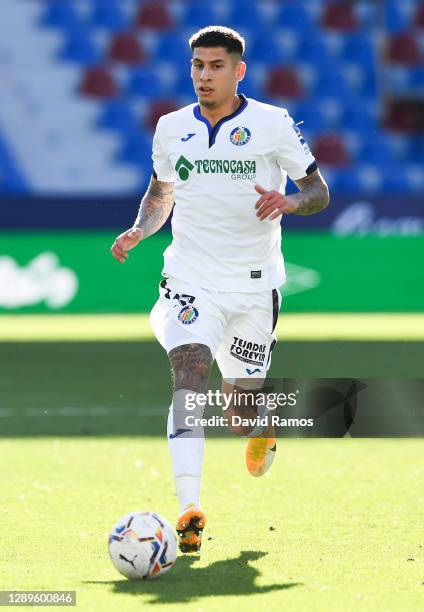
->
<box><xmin>111</xmin><ymin>26</ymin><xmax>329</xmax><ymax>553</ymax></box>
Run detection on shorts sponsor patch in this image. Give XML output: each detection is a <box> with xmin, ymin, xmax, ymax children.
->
<box><xmin>230</xmin><ymin>336</ymin><xmax>266</xmax><ymax>366</ymax></box>
<box><xmin>178</xmin><ymin>305</ymin><xmax>198</xmax><ymax>325</ymax></box>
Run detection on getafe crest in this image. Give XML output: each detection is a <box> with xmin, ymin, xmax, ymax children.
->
<box><xmin>230</xmin><ymin>126</ymin><xmax>251</xmax><ymax>146</ymax></box>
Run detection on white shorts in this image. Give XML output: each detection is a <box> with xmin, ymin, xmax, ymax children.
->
<box><xmin>149</xmin><ymin>277</ymin><xmax>281</xmax><ymax>379</ymax></box>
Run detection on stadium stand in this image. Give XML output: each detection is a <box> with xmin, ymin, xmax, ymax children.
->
<box><xmin>0</xmin><ymin>0</ymin><xmax>423</xmax><ymax>195</ymax></box>
<box><xmin>135</xmin><ymin>1</ymin><xmax>174</xmax><ymax>30</ymax></box>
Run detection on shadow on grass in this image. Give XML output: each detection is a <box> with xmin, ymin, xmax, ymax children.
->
<box><xmin>85</xmin><ymin>550</ymin><xmax>301</xmax><ymax>604</ymax></box>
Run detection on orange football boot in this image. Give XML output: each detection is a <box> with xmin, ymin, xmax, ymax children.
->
<box><xmin>246</xmin><ymin>434</ymin><xmax>276</xmax><ymax>477</ymax></box>
<box><xmin>176</xmin><ymin>504</ymin><xmax>206</xmax><ymax>553</ymax></box>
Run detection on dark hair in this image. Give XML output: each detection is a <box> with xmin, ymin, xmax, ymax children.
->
<box><xmin>189</xmin><ymin>26</ymin><xmax>245</xmax><ymax>58</ymax></box>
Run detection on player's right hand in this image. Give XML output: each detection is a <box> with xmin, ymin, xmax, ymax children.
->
<box><xmin>110</xmin><ymin>227</ymin><xmax>142</xmax><ymax>263</ymax></box>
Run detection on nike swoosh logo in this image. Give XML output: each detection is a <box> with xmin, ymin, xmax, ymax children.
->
<box><xmin>246</xmin><ymin>368</ymin><xmax>261</xmax><ymax>375</ymax></box>
<box><xmin>181</xmin><ymin>133</ymin><xmax>196</xmax><ymax>142</ymax></box>
<box><xmin>169</xmin><ymin>428</ymin><xmax>192</xmax><ymax>439</ymax></box>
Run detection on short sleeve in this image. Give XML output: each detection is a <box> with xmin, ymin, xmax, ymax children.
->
<box><xmin>152</xmin><ymin>118</ymin><xmax>175</xmax><ymax>182</ymax></box>
<box><xmin>276</xmin><ymin>111</ymin><xmax>317</xmax><ymax>181</ymax></box>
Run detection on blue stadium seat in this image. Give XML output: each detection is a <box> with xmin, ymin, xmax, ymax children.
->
<box><xmin>277</xmin><ymin>2</ymin><xmax>316</xmax><ymax>33</ymax></box>
<box><xmin>405</xmin><ymin>164</ymin><xmax>424</xmax><ymax>193</ymax></box>
<box><xmin>319</xmin><ymin>97</ymin><xmax>345</xmax><ymax>129</ymax></box>
<box><xmin>342</xmin><ymin>62</ymin><xmax>378</xmax><ymax>96</ymax></box>
<box><xmin>313</xmin><ymin>67</ymin><xmax>351</xmax><ymax>98</ymax></box>
<box><xmin>405</xmin><ymin>136</ymin><xmax>424</xmax><ymax>163</ymax></box>
<box><xmin>182</xmin><ymin>2</ymin><xmax>222</xmax><ymax>28</ymax></box>
<box><xmin>155</xmin><ymin>32</ymin><xmax>191</xmax><ymax>63</ymax></box>
<box><xmin>247</xmin><ymin>32</ymin><xmax>289</xmax><ymax>64</ymax></box>
<box><xmin>60</xmin><ymin>31</ymin><xmax>101</xmax><ymax>65</ymax></box>
<box><xmin>118</xmin><ymin>132</ymin><xmax>153</xmax><ymax>165</ymax></box>
<box><xmin>278</xmin><ymin>28</ymin><xmax>302</xmax><ymax>60</ymax></box>
<box><xmin>297</xmin><ymin>34</ymin><xmax>331</xmax><ymax>63</ymax></box>
<box><xmin>175</xmin><ymin>72</ymin><xmax>195</xmax><ymax>97</ymax></box>
<box><xmin>40</xmin><ymin>0</ymin><xmax>81</xmax><ymax>32</ymax></box>
<box><xmin>360</xmin><ymin>66</ymin><xmax>378</xmax><ymax>96</ymax></box>
<box><xmin>379</xmin><ymin>164</ymin><xmax>410</xmax><ymax>193</ymax></box>
<box><xmin>356</xmin><ymin>134</ymin><xmax>397</xmax><ymax>165</ymax></box>
<box><xmin>355</xmin><ymin>0</ymin><xmax>380</xmax><ymax>28</ymax></box>
<box><xmin>384</xmin><ymin>0</ymin><xmax>413</xmax><ymax>33</ymax></box>
<box><xmin>126</xmin><ymin>67</ymin><xmax>166</xmax><ymax>99</ymax></box>
<box><xmin>97</xmin><ymin>101</ymin><xmax>139</xmax><ymax>134</ymax></box>
<box><xmin>238</xmin><ymin>73</ymin><xmax>262</xmax><ymax>100</ymax></box>
<box><xmin>342</xmin><ymin>101</ymin><xmax>375</xmax><ymax>132</ymax></box>
<box><xmin>330</xmin><ymin>168</ymin><xmax>362</xmax><ymax>193</ymax></box>
<box><xmin>356</xmin><ymin>165</ymin><xmax>384</xmax><ymax>193</ymax></box>
<box><xmin>411</xmin><ymin>67</ymin><xmax>424</xmax><ymax>89</ymax></box>
<box><xmin>227</xmin><ymin>2</ymin><xmax>265</xmax><ymax>30</ymax></box>
<box><xmin>89</xmin><ymin>0</ymin><xmax>129</xmax><ymax>31</ymax></box>
<box><xmin>341</xmin><ymin>33</ymin><xmax>375</xmax><ymax>64</ymax></box>
<box><xmin>385</xmin><ymin>66</ymin><xmax>414</xmax><ymax>94</ymax></box>
<box><xmin>388</xmin><ymin>66</ymin><xmax>424</xmax><ymax>95</ymax></box>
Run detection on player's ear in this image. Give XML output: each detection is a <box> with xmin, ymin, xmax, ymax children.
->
<box><xmin>236</xmin><ymin>60</ymin><xmax>246</xmax><ymax>82</ymax></box>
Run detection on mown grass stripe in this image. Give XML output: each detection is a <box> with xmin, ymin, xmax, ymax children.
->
<box><xmin>0</xmin><ymin>313</ymin><xmax>423</xmax><ymax>341</ymax></box>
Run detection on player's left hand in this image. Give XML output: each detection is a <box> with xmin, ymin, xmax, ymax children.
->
<box><xmin>254</xmin><ymin>184</ymin><xmax>296</xmax><ymax>221</ymax></box>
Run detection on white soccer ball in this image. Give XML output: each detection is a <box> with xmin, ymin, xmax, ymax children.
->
<box><xmin>108</xmin><ymin>511</ymin><xmax>177</xmax><ymax>579</ymax></box>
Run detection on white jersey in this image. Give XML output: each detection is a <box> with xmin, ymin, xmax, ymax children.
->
<box><xmin>152</xmin><ymin>95</ymin><xmax>316</xmax><ymax>293</ymax></box>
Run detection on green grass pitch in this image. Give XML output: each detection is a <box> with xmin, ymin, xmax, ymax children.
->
<box><xmin>1</xmin><ymin>337</ymin><xmax>424</xmax><ymax>610</ymax></box>
<box><xmin>2</xmin><ymin>438</ymin><xmax>424</xmax><ymax>611</ymax></box>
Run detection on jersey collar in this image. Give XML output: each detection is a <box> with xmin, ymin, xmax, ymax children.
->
<box><xmin>193</xmin><ymin>94</ymin><xmax>248</xmax><ymax>148</ymax></box>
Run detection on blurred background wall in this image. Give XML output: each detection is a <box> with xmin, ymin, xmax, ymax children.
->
<box><xmin>0</xmin><ymin>0</ymin><xmax>423</xmax><ymax>315</ymax></box>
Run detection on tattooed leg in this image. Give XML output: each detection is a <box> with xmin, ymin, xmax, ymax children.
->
<box><xmin>168</xmin><ymin>343</ymin><xmax>213</xmax><ymax>393</ymax></box>
<box><xmin>221</xmin><ymin>379</ymin><xmax>264</xmax><ymax>437</ymax></box>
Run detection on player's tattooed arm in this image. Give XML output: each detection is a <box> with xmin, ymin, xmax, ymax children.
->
<box><xmin>168</xmin><ymin>344</ymin><xmax>213</xmax><ymax>393</ymax></box>
<box><xmin>290</xmin><ymin>169</ymin><xmax>330</xmax><ymax>216</ymax></box>
<box><xmin>133</xmin><ymin>175</ymin><xmax>174</xmax><ymax>239</ymax></box>
<box><xmin>110</xmin><ymin>175</ymin><xmax>174</xmax><ymax>263</ymax></box>
<box><xmin>255</xmin><ymin>169</ymin><xmax>329</xmax><ymax>221</ymax></box>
